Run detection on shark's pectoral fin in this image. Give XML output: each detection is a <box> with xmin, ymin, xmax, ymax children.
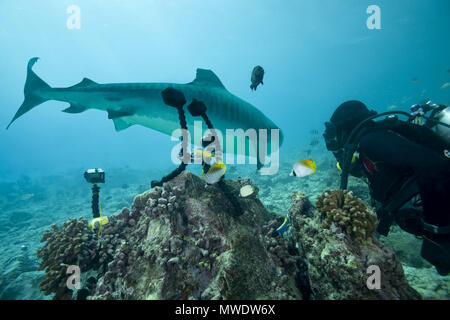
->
<box><xmin>113</xmin><ymin>118</ymin><xmax>133</xmax><ymax>132</ymax></box>
<box><xmin>62</xmin><ymin>104</ymin><xmax>87</xmax><ymax>114</ymax></box>
<box><xmin>107</xmin><ymin>108</ymin><xmax>135</xmax><ymax>119</ymax></box>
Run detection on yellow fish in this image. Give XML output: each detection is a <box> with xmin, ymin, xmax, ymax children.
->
<box><xmin>290</xmin><ymin>159</ymin><xmax>317</xmax><ymax>177</ymax></box>
<box><xmin>204</xmin><ymin>162</ymin><xmax>227</xmax><ymax>184</ymax></box>
<box><xmin>195</xmin><ymin>149</ymin><xmax>214</xmax><ymax>159</ymax></box>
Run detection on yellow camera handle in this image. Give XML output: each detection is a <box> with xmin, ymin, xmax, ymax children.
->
<box><xmin>88</xmin><ymin>216</ymin><xmax>109</xmax><ymax>237</ymax></box>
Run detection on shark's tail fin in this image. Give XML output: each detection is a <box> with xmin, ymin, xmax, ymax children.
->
<box><xmin>7</xmin><ymin>57</ymin><xmax>51</xmax><ymax>129</ymax></box>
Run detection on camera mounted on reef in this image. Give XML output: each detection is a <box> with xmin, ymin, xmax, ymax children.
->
<box><xmin>84</xmin><ymin>168</ymin><xmax>105</xmax><ymax>185</ymax></box>
<box><xmin>84</xmin><ymin>168</ymin><xmax>105</xmax><ymax>220</ymax></box>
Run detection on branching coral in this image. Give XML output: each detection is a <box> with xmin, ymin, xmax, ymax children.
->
<box><xmin>35</xmin><ymin>182</ymin><xmax>184</xmax><ymax>300</ymax></box>
<box><xmin>316</xmin><ymin>190</ymin><xmax>378</xmax><ymax>243</ymax></box>
<box><xmin>37</xmin><ymin>217</ymin><xmax>98</xmax><ymax>299</ymax></box>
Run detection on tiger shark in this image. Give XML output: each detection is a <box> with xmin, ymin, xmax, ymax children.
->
<box><xmin>7</xmin><ymin>58</ymin><xmax>283</xmax><ymax>168</ymax></box>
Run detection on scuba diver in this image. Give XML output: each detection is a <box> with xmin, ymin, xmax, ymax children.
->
<box><xmin>323</xmin><ymin>100</ymin><xmax>450</xmax><ymax>275</ymax></box>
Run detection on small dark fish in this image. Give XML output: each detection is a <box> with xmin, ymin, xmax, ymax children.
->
<box><xmin>310</xmin><ymin>129</ymin><xmax>319</xmax><ymax>135</ymax></box>
<box><xmin>121</xmin><ymin>183</ymin><xmax>129</xmax><ymax>189</ymax></box>
<box><xmin>411</xmin><ymin>77</ymin><xmax>419</xmax><ymax>83</ymax></box>
<box><xmin>447</xmin><ymin>69</ymin><xmax>450</xmax><ymax>74</ymax></box>
<box><xmin>250</xmin><ymin>66</ymin><xmax>264</xmax><ymax>91</ymax></box>
<box><xmin>310</xmin><ymin>138</ymin><xmax>319</xmax><ymax>146</ymax></box>
<box><xmin>303</xmin><ymin>149</ymin><xmax>312</xmax><ymax>156</ymax></box>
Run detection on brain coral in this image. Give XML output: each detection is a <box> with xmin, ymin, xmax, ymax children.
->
<box><xmin>316</xmin><ymin>190</ymin><xmax>378</xmax><ymax>243</ymax></box>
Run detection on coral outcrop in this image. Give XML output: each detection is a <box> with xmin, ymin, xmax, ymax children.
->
<box><xmin>316</xmin><ymin>189</ymin><xmax>377</xmax><ymax>243</ymax></box>
<box><xmin>90</xmin><ymin>172</ymin><xmax>304</xmax><ymax>300</ymax></box>
<box><xmin>37</xmin><ymin>218</ymin><xmax>99</xmax><ymax>299</ymax></box>
<box><xmin>36</xmin><ymin>173</ymin><xmax>421</xmax><ymax>300</ymax></box>
<box><xmin>291</xmin><ymin>191</ymin><xmax>421</xmax><ymax>299</ymax></box>
<box><xmin>37</xmin><ymin>172</ymin><xmax>306</xmax><ymax>300</ymax></box>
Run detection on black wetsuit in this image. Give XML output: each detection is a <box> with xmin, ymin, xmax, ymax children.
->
<box><xmin>353</xmin><ymin>129</ymin><xmax>450</xmax><ymax>274</ymax></box>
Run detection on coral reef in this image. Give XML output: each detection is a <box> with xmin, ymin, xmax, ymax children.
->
<box><xmin>37</xmin><ymin>172</ymin><xmax>307</xmax><ymax>300</ymax></box>
<box><xmin>35</xmin><ymin>173</ymin><xmax>423</xmax><ymax>300</ymax></box>
<box><xmin>37</xmin><ymin>218</ymin><xmax>100</xmax><ymax>299</ymax></box>
<box><xmin>89</xmin><ymin>172</ymin><xmax>303</xmax><ymax>300</ymax></box>
<box><xmin>290</xmin><ymin>191</ymin><xmax>421</xmax><ymax>299</ymax></box>
<box><xmin>316</xmin><ymin>189</ymin><xmax>378</xmax><ymax>243</ymax></box>
<box><xmin>3</xmin><ymin>153</ymin><xmax>446</xmax><ymax>300</ymax></box>
<box><xmin>35</xmin><ymin>199</ymin><xmax>153</xmax><ymax>299</ymax></box>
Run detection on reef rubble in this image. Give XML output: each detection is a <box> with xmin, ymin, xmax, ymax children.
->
<box><xmin>290</xmin><ymin>191</ymin><xmax>421</xmax><ymax>299</ymax></box>
<box><xmin>36</xmin><ymin>172</ymin><xmax>421</xmax><ymax>300</ymax></box>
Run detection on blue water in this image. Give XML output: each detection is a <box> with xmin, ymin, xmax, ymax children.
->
<box><xmin>1</xmin><ymin>0</ymin><xmax>448</xmax><ymax>177</ymax></box>
<box><xmin>0</xmin><ymin>0</ymin><xmax>449</xmax><ymax>299</ymax></box>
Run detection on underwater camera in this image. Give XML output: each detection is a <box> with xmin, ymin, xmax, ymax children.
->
<box><xmin>84</xmin><ymin>168</ymin><xmax>105</xmax><ymax>184</ymax></box>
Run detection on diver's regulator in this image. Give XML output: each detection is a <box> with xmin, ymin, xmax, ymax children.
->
<box><xmin>84</xmin><ymin>168</ymin><xmax>109</xmax><ymax>233</ymax></box>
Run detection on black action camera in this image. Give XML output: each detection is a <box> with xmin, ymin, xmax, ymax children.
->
<box><xmin>84</xmin><ymin>168</ymin><xmax>105</xmax><ymax>184</ymax></box>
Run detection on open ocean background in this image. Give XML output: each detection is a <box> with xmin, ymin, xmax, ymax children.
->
<box><xmin>0</xmin><ymin>0</ymin><xmax>448</xmax><ymax>299</ymax></box>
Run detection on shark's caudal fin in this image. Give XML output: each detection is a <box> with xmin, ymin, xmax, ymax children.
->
<box><xmin>7</xmin><ymin>57</ymin><xmax>51</xmax><ymax>129</ymax></box>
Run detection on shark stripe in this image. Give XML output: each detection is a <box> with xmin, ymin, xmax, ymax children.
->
<box><xmin>8</xmin><ymin>58</ymin><xmax>283</xmax><ymax>159</ymax></box>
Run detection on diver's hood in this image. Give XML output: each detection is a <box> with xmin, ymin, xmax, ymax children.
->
<box><xmin>331</xmin><ymin>100</ymin><xmax>377</xmax><ymax>131</ymax></box>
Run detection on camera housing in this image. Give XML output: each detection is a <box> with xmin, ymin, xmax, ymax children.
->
<box><xmin>84</xmin><ymin>168</ymin><xmax>105</xmax><ymax>184</ymax></box>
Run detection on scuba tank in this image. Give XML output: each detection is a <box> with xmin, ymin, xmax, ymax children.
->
<box><xmin>411</xmin><ymin>101</ymin><xmax>450</xmax><ymax>146</ymax></box>
<box><xmin>435</xmin><ymin>106</ymin><xmax>450</xmax><ymax>145</ymax></box>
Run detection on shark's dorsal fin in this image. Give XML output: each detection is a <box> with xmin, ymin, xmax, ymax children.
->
<box><xmin>189</xmin><ymin>69</ymin><xmax>226</xmax><ymax>90</ymax></box>
<box><xmin>70</xmin><ymin>78</ymin><xmax>98</xmax><ymax>88</ymax></box>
